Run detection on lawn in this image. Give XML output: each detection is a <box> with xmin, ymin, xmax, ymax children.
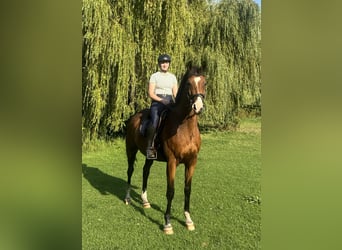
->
<box><xmin>82</xmin><ymin>118</ymin><xmax>261</xmax><ymax>249</ymax></box>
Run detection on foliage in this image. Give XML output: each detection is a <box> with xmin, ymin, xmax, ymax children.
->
<box><xmin>82</xmin><ymin>0</ymin><xmax>261</xmax><ymax>141</ymax></box>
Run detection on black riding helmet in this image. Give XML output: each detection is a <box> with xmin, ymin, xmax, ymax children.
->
<box><xmin>158</xmin><ymin>54</ymin><xmax>171</xmax><ymax>63</ymax></box>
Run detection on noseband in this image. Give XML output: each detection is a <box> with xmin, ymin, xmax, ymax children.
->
<box><xmin>190</xmin><ymin>93</ymin><xmax>205</xmax><ymax>103</ymax></box>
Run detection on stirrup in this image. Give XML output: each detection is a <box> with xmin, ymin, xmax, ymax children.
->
<box><xmin>146</xmin><ymin>148</ymin><xmax>157</xmax><ymax>159</ymax></box>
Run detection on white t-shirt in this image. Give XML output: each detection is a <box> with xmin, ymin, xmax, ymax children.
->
<box><xmin>149</xmin><ymin>71</ymin><xmax>177</xmax><ymax>95</ymax></box>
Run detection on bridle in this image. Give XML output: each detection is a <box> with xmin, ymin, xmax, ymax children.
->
<box><xmin>189</xmin><ymin>93</ymin><xmax>205</xmax><ymax>103</ymax></box>
<box><xmin>189</xmin><ymin>90</ymin><xmax>205</xmax><ymax>114</ymax></box>
<box><xmin>183</xmin><ymin>73</ymin><xmax>206</xmax><ymax>113</ymax></box>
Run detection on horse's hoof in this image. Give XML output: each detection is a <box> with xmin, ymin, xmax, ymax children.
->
<box><xmin>124</xmin><ymin>198</ymin><xmax>130</xmax><ymax>205</ymax></box>
<box><xmin>142</xmin><ymin>202</ymin><xmax>151</xmax><ymax>208</ymax></box>
<box><xmin>186</xmin><ymin>222</ymin><xmax>195</xmax><ymax>231</ymax></box>
<box><xmin>163</xmin><ymin>224</ymin><xmax>174</xmax><ymax>235</ymax></box>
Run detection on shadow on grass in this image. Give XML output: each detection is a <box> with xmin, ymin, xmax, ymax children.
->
<box><xmin>82</xmin><ymin>163</ymin><xmax>185</xmax><ymax>231</ymax></box>
<box><xmin>82</xmin><ymin>163</ymin><xmax>135</xmax><ymax>200</ymax></box>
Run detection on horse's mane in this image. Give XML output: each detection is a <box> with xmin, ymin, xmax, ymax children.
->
<box><xmin>175</xmin><ymin>66</ymin><xmax>203</xmax><ymax>103</ymax></box>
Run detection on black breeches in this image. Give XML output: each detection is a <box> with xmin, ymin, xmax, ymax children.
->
<box><xmin>150</xmin><ymin>101</ymin><xmax>165</xmax><ymax>128</ymax></box>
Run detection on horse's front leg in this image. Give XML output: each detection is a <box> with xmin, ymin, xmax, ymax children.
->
<box><xmin>184</xmin><ymin>161</ymin><xmax>196</xmax><ymax>231</ymax></box>
<box><xmin>141</xmin><ymin>159</ymin><xmax>153</xmax><ymax>208</ymax></box>
<box><xmin>164</xmin><ymin>160</ymin><xmax>176</xmax><ymax>235</ymax></box>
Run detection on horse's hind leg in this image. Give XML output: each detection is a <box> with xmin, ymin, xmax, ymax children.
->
<box><xmin>125</xmin><ymin>146</ymin><xmax>138</xmax><ymax>205</ymax></box>
<box><xmin>141</xmin><ymin>159</ymin><xmax>153</xmax><ymax>208</ymax></box>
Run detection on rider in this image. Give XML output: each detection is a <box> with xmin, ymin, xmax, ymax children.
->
<box><xmin>146</xmin><ymin>54</ymin><xmax>178</xmax><ymax>159</ymax></box>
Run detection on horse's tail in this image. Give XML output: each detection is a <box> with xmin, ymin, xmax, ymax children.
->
<box><xmin>122</xmin><ymin>118</ymin><xmax>129</xmax><ymax>137</ymax></box>
<box><xmin>122</xmin><ymin>113</ymin><xmax>137</xmax><ymax>138</ymax></box>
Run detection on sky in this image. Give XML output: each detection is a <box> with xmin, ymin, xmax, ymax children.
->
<box><xmin>254</xmin><ymin>0</ymin><xmax>261</xmax><ymax>6</ymax></box>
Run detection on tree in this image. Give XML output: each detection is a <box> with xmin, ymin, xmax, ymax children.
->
<box><xmin>82</xmin><ymin>0</ymin><xmax>261</xmax><ymax>141</ymax></box>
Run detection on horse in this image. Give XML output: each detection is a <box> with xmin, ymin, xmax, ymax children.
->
<box><xmin>124</xmin><ymin>65</ymin><xmax>206</xmax><ymax>234</ymax></box>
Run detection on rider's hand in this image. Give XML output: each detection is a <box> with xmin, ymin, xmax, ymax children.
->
<box><xmin>160</xmin><ymin>99</ymin><xmax>170</xmax><ymax>105</ymax></box>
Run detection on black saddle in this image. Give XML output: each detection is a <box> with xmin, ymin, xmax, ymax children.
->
<box><xmin>139</xmin><ymin>109</ymin><xmax>168</xmax><ymax>138</ymax></box>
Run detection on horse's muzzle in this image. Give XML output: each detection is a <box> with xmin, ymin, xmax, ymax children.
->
<box><xmin>192</xmin><ymin>96</ymin><xmax>204</xmax><ymax>114</ymax></box>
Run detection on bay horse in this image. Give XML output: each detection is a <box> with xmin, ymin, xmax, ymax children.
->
<box><xmin>124</xmin><ymin>65</ymin><xmax>206</xmax><ymax>234</ymax></box>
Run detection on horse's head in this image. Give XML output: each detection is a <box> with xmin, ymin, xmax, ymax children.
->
<box><xmin>188</xmin><ymin>74</ymin><xmax>206</xmax><ymax>114</ymax></box>
<box><xmin>175</xmin><ymin>64</ymin><xmax>207</xmax><ymax>115</ymax></box>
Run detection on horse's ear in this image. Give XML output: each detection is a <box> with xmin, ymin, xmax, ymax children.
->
<box><xmin>200</xmin><ymin>60</ymin><xmax>207</xmax><ymax>73</ymax></box>
<box><xmin>186</xmin><ymin>61</ymin><xmax>193</xmax><ymax>71</ymax></box>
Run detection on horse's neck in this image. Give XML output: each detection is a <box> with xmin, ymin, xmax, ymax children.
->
<box><xmin>170</xmin><ymin>100</ymin><xmax>198</xmax><ymax>126</ymax></box>
<box><xmin>167</xmin><ymin>109</ymin><xmax>198</xmax><ymax>131</ymax></box>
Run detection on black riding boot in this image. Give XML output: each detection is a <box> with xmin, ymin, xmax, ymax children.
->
<box><xmin>146</xmin><ymin>126</ymin><xmax>157</xmax><ymax>159</ymax></box>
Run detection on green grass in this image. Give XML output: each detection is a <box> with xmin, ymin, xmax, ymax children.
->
<box><xmin>82</xmin><ymin>118</ymin><xmax>261</xmax><ymax>249</ymax></box>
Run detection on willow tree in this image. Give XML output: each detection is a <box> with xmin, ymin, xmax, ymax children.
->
<box><xmin>82</xmin><ymin>0</ymin><xmax>137</xmax><ymax>140</ymax></box>
<box><xmin>189</xmin><ymin>0</ymin><xmax>261</xmax><ymax>128</ymax></box>
<box><xmin>82</xmin><ymin>0</ymin><xmax>261</xmax><ymax>141</ymax></box>
<box><xmin>82</xmin><ymin>0</ymin><xmax>195</xmax><ymax>140</ymax></box>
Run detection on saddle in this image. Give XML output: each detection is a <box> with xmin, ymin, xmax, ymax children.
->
<box><xmin>139</xmin><ymin>109</ymin><xmax>168</xmax><ymax>146</ymax></box>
